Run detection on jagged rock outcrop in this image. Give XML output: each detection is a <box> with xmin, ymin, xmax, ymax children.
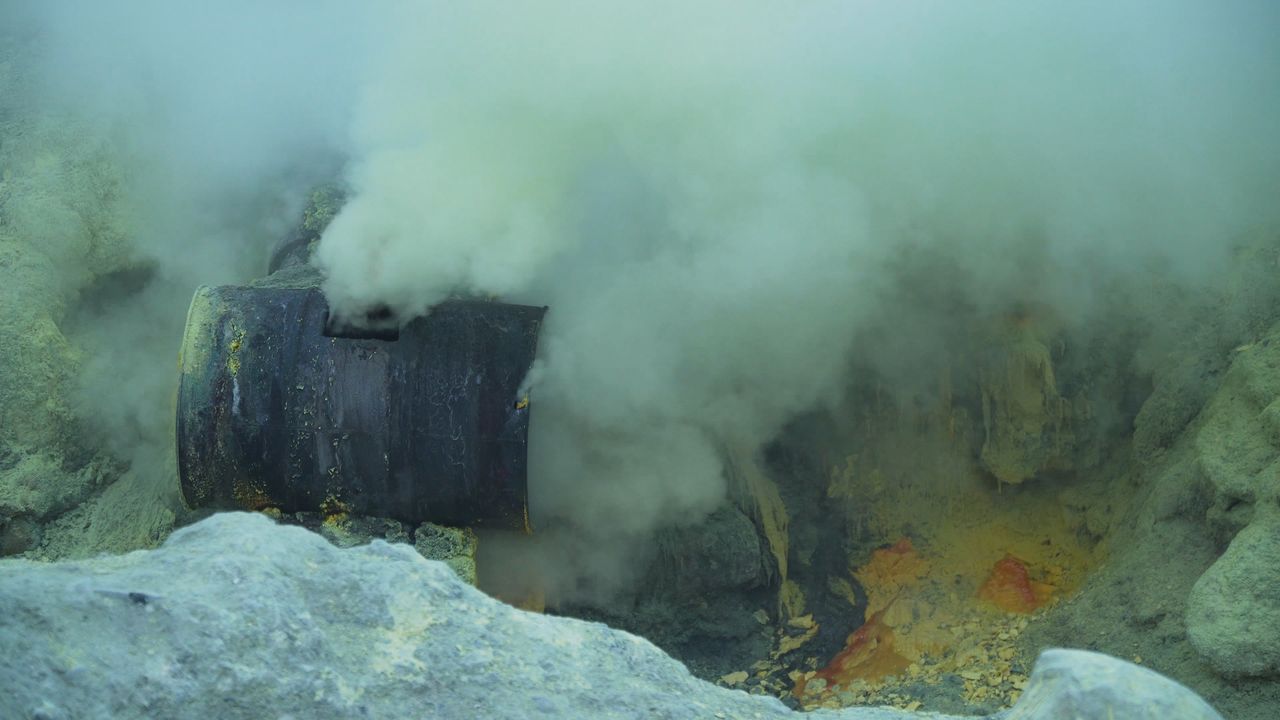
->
<box><xmin>0</xmin><ymin>512</ymin><xmax>1221</xmax><ymax>720</ymax></box>
<box><xmin>978</xmin><ymin>325</ymin><xmax>1078</xmax><ymax>485</ymax></box>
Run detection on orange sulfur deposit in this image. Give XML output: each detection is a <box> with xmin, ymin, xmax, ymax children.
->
<box><xmin>859</xmin><ymin>538</ymin><xmax>925</xmax><ymax>582</ymax></box>
<box><xmin>785</xmin><ymin>438</ymin><xmax>1099</xmax><ymax>711</ymax></box>
<box><xmin>794</xmin><ymin>539</ymin><xmax>924</xmax><ymax>696</ymax></box>
<box><xmin>977</xmin><ymin>553</ymin><xmax>1054</xmax><ymax>613</ymax></box>
<box><xmin>795</xmin><ymin>608</ymin><xmax>911</xmax><ymax>697</ymax></box>
<box><xmin>793</xmin><ymin>531</ymin><xmax>1073</xmax><ymax>704</ymax></box>
<box><xmin>854</xmin><ymin>537</ymin><xmax>929</xmax><ymax>611</ymax></box>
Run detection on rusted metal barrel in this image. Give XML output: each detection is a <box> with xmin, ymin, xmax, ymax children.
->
<box><xmin>176</xmin><ymin>284</ymin><xmax>544</xmax><ymax>530</ymax></box>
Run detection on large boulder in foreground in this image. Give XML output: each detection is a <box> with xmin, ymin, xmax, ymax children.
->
<box><xmin>1006</xmin><ymin>648</ymin><xmax>1222</xmax><ymax>720</ymax></box>
<box><xmin>1187</xmin><ymin>512</ymin><xmax>1280</xmax><ymax>677</ymax></box>
<box><xmin>0</xmin><ymin>513</ymin><xmax>1221</xmax><ymax>720</ymax></box>
<box><xmin>1181</xmin><ymin>323</ymin><xmax>1280</xmax><ymax>677</ymax></box>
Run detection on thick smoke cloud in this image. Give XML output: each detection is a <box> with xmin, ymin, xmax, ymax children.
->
<box><xmin>315</xmin><ymin>2</ymin><xmax>1280</xmax><ymax>597</ymax></box>
<box><xmin>9</xmin><ymin>2</ymin><xmax>1279</xmax><ymax>587</ymax></box>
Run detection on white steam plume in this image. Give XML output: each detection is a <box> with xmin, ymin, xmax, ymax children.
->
<box><xmin>316</xmin><ymin>2</ymin><xmax>1280</xmax><ymax>598</ymax></box>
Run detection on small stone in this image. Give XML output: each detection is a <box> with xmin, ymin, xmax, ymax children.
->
<box><xmin>777</xmin><ymin>626</ymin><xmax>817</xmax><ymax>653</ymax></box>
<box><xmin>753</xmin><ymin>609</ymin><xmax>770</xmax><ymax>625</ymax></box>
<box><xmin>720</xmin><ymin>671</ymin><xmax>748</xmax><ymax>686</ymax></box>
<box><xmin>787</xmin><ymin>614</ymin><xmax>814</xmax><ymax>629</ymax></box>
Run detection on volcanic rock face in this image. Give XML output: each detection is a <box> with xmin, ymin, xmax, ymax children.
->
<box><xmin>1187</xmin><ymin>512</ymin><xmax>1280</xmax><ymax>677</ymax></box>
<box><xmin>0</xmin><ymin>41</ymin><xmax>181</xmax><ymax>561</ymax></box>
<box><xmin>0</xmin><ymin>512</ymin><xmax>1222</xmax><ymax>720</ymax></box>
<box><xmin>0</xmin><ymin>66</ymin><xmax>136</xmax><ymax>556</ymax></box>
<box><xmin>1182</xmin><ymin>320</ymin><xmax>1280</xmax><ymax>677</ymax></box>
<box><xmin>977</xmin><ymin>325</ymin><xmax>1078</xmax><ymax>486</ymax></box>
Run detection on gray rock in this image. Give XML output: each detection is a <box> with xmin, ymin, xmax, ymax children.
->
<box><xmin>1179</xmin><ymin>322</ymin><xmax>1280</xmax><ymax>678</ymax></box>
<box><xmin>0</xmin><ymin>512</ymin><xmax>1223</xmax><ymax>720</ymax></box>
<box><xmin>653</xmin><ymin>505</ymin><xmax>766</xmax><ymax>596</ymax></box>
<box><xmin>1192</xmin><ymin>328</ymin><xmax>1280</xmax><ymax>541</ymax></box>
<box><xmin>1004</xmin><ymin>649</ymin><xmax>1223</xmax><ymax>720</ymax></box>
<box><xmin>1187</xmin><ymin>512</ymin><xmax>1280</xmax><ymax>677</ymax></box>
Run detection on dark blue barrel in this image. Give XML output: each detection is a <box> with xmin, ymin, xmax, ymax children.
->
<box><xmin>176</xmin><ymin>285</ymin><xmax>544</xmax><ymax>531</ymax></box>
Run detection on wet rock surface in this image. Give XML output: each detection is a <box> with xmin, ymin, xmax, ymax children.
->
<box><xmin>0</xmin><ymin>512</ymin><xmax>1222</xmax><ymax>720</ymax></box>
